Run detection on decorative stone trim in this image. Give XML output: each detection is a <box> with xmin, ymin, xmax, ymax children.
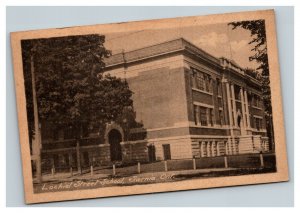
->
<box><xmin>192</xmin><ymin>87</ymin><xmax>213</xmax><ymax>96</ymax></box>
<box><xmin>193</xmin><ymin>101</ymin><xmax>214</xmax><ymax>108</ymax></box>
<box><xmin>104</xmin><ymin>122</ymin><xmax>124</xmax><ymax>144</ymax></box>
<box><xmin>190</xmin><ymin>124</ymin><xmax>229</xmax><ymax>129</ymax></box>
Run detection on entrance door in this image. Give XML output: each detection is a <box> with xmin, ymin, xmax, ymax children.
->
<box><xmin>163</xmin><ymin>144</ymin><xmax>171</xmax><ymax>160</ymax></box>
<box><xmin>148</xmin><ymin>144</ymin><xmax>156</xmax><ymax>162</ymax></box>
<box><xmin>109</xmin><ymin>129</ymin><xmax>122</xmax><ymax>161</ymax></box>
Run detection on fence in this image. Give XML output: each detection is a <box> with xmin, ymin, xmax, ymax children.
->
<box><xmin>36</xmin><ymin>152</ymin><xmax>276</xmax><ymax>179</ymax></box>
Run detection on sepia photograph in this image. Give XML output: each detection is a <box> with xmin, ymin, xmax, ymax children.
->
<box><xmin>10</xmin><ymin>9</ymin><xmax>289</xmax><ymax>204</ymax></box>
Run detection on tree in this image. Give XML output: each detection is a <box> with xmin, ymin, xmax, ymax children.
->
<box><xmin>244</xmin><ymin>68</ymin><xmax>261</xmax><ymax>80</ymax></box>
<box><xmin>229</xmin><ymin>20</ymin><xmax>274</xmax><ymax>150</ymax></box>
<box><xmin>21</xmin><ymin>34</ymin><xmax>133</xmax><ymax>145</ymax></box>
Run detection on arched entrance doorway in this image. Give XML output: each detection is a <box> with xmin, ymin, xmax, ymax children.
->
<box><xmin>108</xmin><ymin>129</ymin><xmax>122</xmax><ymax>161</ymax></box>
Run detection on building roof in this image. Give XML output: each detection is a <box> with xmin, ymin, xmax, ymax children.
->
<box><xmin>104</xmin><ymin>37</ymin><xmax>220</xmax><ymax>67</ymax></box>
<box><xmin>104</xmin><ymin>37</ymin><xmax>261</xmax><ymax>83</ymax></box>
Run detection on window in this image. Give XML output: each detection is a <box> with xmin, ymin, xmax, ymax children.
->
<box><xmin>253</xmin><ymin>96</ymin><xmax>257</xmax><ymax>106</ymax></box>
<box><xmin>255</xmin><ymin>118</ymin><xmax>260</xmax><ymax>130</ymax></box>
<box><xmin>217</xmin><ymin>79</ymin><xmax>222</xmax><ymax>96</ymax></box>
<box><xmin>252</xmin><ymin>116</ymin><xmax>262</xmax><ymax>130</ymax></box>
<box><xmin>197</xmin><ymin>73</ymin><xmax>205</xmax><ymax>90</ymax></box>
<box><xmin>163</xmin><ymin>144</ymin><xmax>171</xmax><ymax>160</ymax></box>
<box><xmin>204</xmin><ymin>75</ymin><xmax>211</xmax><ymax>92</ymax></box>
<box><xmin>255</xmin><ymin>118</ymin><xmax>262</xmax><ymax>130</ymax></box>
<box><xmin>191</xmin><ymin>70</ymin><xmax>197</xmax><ymax>88</ymax></box>
<box><xmin>219</xmin><ymin>110</ymin><xmax>224</xmax><ymax>126</ymax></box>
<box><xmin>253</xmin><ymin>95</ymin><xmax>261</xmax><ymax>108</ymax></box>
<box><xmin>258</xmin><ymin>97</ymin><xmax>262</xmax><ymax>108</ymax></box>
<box><xmin>209</xmin><ymin>108</ymin><xmax>214</xmax><ymax>126</ymax></box>
<box><xmin>250</xmin><ymin>115</ymin><xmax>254</xmax><ymax>128</ymax></box>
<box><xmin>234</xmin><ymin>85</ymin><xmax>241</xmax><ymax>100</ymax></box>
<box><xmin>194</xmin><ymin>105</ymin><xmax>215</xmax><ymax>127</ymax></box>
<box><xmin>194</xmin><ymin>105</ymin><xmax>199</xmax><ymax>125</ymax></box>
<box><xmin>191</xmin><ymin>68</ymin><xmax>212</xmax><ymax>93</ymax></box>
<box><xmin>218</xmin><ymin>98</ymin><xmax>223</xmax><ymax>107</ymax></box>
<box><xmin>248</xmin><ymin>95</ymin><xmax>252</xmax><ymax>106</ymax></box>
<box><xmin>200</xmin><ymin>107</ymin><xmax>208</xmax><ymax>126</ymax></box>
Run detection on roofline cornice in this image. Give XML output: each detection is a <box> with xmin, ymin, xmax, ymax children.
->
<box><xmin>103</xmin><ymin>38</ymin><xmax>263</xmax><ymax>87</ymax></box>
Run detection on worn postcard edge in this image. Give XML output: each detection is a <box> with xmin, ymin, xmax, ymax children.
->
<box><xmin>10</xmin><ymin>9</ymin><xmax>289</xmax><ymax>204</ymax></box>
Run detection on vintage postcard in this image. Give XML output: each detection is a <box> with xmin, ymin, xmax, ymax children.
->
<box><xmin>10</xmin><ymin>9</ymin><xmax>289</xmax><ymax>204</ymax></box>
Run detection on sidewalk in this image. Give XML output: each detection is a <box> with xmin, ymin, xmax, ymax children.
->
<box><xmin>34</xmin><ymin>153</ymin><xmax>275</xmax><ymax>184</ymax></box>
<box><xmin>35</xmin><ymin>167</ymin><xmax>237</xmax><ymax>183</ymax></box>
<box><xmin>33</xmin><ymin>166</ymin><xmax>275</xmax><ymax>193</ymax></box>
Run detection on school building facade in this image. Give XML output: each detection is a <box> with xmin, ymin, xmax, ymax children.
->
<box><xmin>39</xmin><ymin>38</ymin><xmax>270</xmax><ymax>170</ymax></box>
<box><xmin>103</xmin><ymin>38</ymin><xmax>269</xmax><ymax>161</ymax></box>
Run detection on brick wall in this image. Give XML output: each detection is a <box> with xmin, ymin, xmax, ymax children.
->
<box><xmin>127</xmin><ymin>66</ymin><xmax>188</xmax><ymax>129</ymax></box>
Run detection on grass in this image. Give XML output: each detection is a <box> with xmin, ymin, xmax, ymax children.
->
<box><xmin>33</xmin><ymin>166</ymin><xmax>277</xmax><ymax>193</ymax></box>
<box><xmin>40</xmin><ymin>153</ymin><xmax>276</xmax><ymax>176</ymax></box>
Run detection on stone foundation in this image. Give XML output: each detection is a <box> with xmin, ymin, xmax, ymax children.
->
<box><xmin>121</xmin><ymin>140</ymin><xmax>149</xmax><ymax>163</ymax></box>
<box><xmin>149</xmin><ymin>137</ymin><xmax>193</xmax><ymax>160</ymax></box>
<box><xmin>80</xmin><ymin>144</ymin><xmax>111</xmax><ymax>166</ymax></box>
<box><xmin>191</xmin><ymin>137</ymin><xmax>228</xmax><ymax>157</ymax></box>
<box><xmin>238</xmin><ymin>135</ymin><xmax>269</xmax><ymax>154</ymax></box>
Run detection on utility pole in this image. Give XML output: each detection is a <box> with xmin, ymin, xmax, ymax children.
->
<box><xmin>122</xmin><ymin>49</ymin><xmax>127</xmax><ymax>80</ymax></box>
<box><xmin>30</xmin><ymin>50</ymin><xmax>42</xmax><ymax>183</ymax></box>
<box><xmin>76</xmin><ymin>140</ymin><xmax>82</xmax><ymax>174</ymax></box>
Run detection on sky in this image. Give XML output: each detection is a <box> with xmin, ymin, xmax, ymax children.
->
<box><xmin>103</xmin><ymin>22</ymin><xmax>259</xmax><ymax>70</ymax></box>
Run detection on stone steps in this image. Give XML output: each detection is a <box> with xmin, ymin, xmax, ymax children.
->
<box><xmin>239</xmin><ymin>137</ymin><xmax>255</xmax><ymax>154</ymax></box>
